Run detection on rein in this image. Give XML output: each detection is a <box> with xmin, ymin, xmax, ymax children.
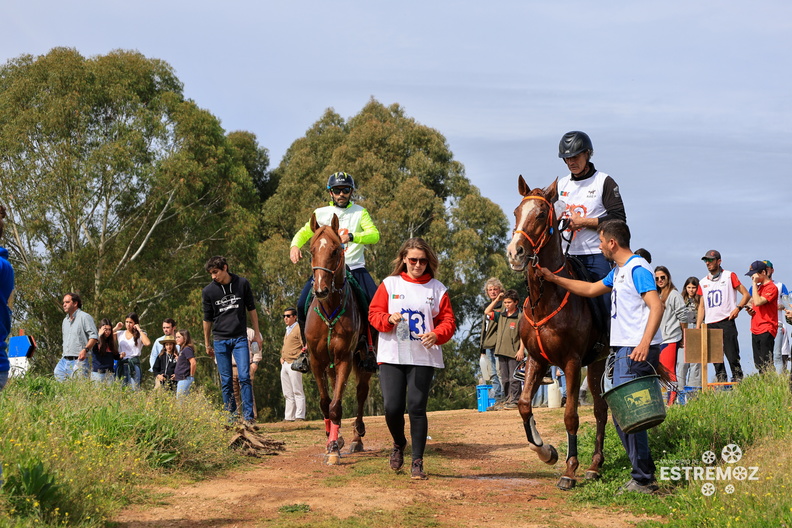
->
<box><xmin>310</xmin><ymin>232</ymin><xmax>349</xmax><ymax>369</ymax></box>
<box><xmin>514</xmin><ymin>194</ymin><xmax>569</xmax><ymax>362</ymax></box>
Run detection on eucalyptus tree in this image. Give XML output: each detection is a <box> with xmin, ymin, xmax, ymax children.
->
<box><xmin>0</xmin><ymin>48</ymin><xmax>262</xmax><ymax>369</ymax></box>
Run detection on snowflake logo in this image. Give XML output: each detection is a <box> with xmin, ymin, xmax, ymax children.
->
<box><xmin>725</xmin><ymin>484</ymin><xmax>735</xmax><ymax>494</ymax></box>
<box><xmin>721</xmin><ymin>444</ymin><xmax>742</xmax><ymax>463</ymax></box>
<box><xmin>701</xmin><ymin>483</ymin><xmax>716</xmax><ymax>496</ymax></box>
<box><xmin>732</xmin><ymin>467</ymin><xmax>748</xmax><ymax>481</ymax></box>
<box><xmin>702</xmin><ymin>450</ymin><xmax>717</xmax><ymax>464</ymax></box>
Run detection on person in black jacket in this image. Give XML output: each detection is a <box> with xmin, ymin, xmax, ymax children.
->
<box><xmin>152</xmin><ymin>334</ymin><xmax>178</xmax><ymax>391</ymax></box>
<box><xmin>201</xmin><ymin>256</ymin><xmax>263</xmax><ymax>424</ymax></box>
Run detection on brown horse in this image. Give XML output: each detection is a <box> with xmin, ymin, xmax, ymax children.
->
<box><xmin>506</xmin><ymin>176</ymin><xmax>609</xmax><ymax>490</ymax></box>
<box><xmin>306</xmin><ymin>212</ymin><xmax>373</xmax><ymax>464</ymax></box>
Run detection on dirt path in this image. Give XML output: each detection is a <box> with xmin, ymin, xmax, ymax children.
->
<box><xmin>113</xmin><ymin>407</ymin><xmax>659</xmax><ymax>527</ymax></box>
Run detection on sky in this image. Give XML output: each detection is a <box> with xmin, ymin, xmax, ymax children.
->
<box><xmin>4</xmin><ymin>1</ymin><xmax>791</xmax><ymax>377</ymax></box>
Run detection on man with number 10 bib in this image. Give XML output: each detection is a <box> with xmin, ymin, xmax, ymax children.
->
<box><xmin>696</xmin><ymin>250</ymin><xmax>750</xmax><ymax>382</ymax></box>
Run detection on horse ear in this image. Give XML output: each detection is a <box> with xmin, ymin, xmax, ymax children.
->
<box><xmin>331</xmin><ymin>213</ymin><xmax>339</xmax><ymax>232</ymax></box>
<box><xmin>545</xmin><ymin>178</ymin><xmax>559</xmax><ymax>203</ymax></box>
<box><xmin>310</xmin><ymin>212</ymin><xmax>319</xmax><ymax>232</ymax></box>
<box><xmin>518</xmin><ymin>175</ymin><xmax>531</xmax><ymax>197</ymax></box>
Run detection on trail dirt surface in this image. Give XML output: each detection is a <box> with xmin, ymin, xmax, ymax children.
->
<box><xmin>114</xmin><ymin>407</ymin><xmax>658</xmax><ymax>527</ymax></box>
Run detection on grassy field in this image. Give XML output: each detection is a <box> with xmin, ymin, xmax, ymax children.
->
<box><xmin>0</xmin><ymin>376</ymin><xmax>239</xmax><ymax>526</ymax></box>
<box><xmin>572</xmin><ymin>372</ymin><xmax>792</xmax><ymax>527</ymax></box>
<box><xmin>1</xmin><ymin>372</ymin><xmax>790</xmax><ymax>527</ymax></box>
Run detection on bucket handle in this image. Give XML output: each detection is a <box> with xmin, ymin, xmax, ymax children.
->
<box><xmin>601</xmin><ymin>354</ymin><xmax>660</xmax><ymax>394</ymax></box>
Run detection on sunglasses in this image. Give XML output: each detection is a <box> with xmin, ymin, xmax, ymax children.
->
<box><xmin>703</xmin><ymin>258</ymin><xmax>717</xmax><ymax>262</ymax></box>
<box><xmin>283</xmin><ymin>314</ymin><xmax>295</xmax><ymax>318</ymax></box>
<box><xmin>330</xmin><ymin>187</ymin><xmax>352</xmax><ymax>195</ymax></box>
<box><xmin>407</xmin><ymin>257</ymin><xmax>428</xmax><ymax>266</ymax></box>
<box><xmin>655</xmin><ymin>276</ymin><xmax>667</xmax><ymax>282</ymax></box>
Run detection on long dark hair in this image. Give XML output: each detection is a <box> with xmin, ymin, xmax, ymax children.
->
<box><xmin>389</xmin><ymin>238</ymin><xmax>439</xmax><ymax>278</ymax></box>
<box><xmin>126</xmin><ymin>313</ymin><xmax>141</xmax><ymax>346</ymax></box>
<box><xmin>682</xmin><ymin>276</ymin><xmax>701</xmax><ymax>306</ymax></box>
<box><xmin>98</xmin><ymin>318</ymin><xmax>118</xmax><ymax>356</ymax></box>
<box><xmin>654</xmin><ymin>266</ymin><xmax>677</xmax><ymax>302</ymax></box>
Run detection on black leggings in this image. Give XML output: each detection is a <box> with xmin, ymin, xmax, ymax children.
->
<box><xmin>379</xmin><ymin>363</ymin><xmax>435</xmax><ymax>460</ymax></box>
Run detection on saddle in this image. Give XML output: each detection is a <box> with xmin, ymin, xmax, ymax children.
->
<box><xmin>567</xmin><ymin>255</ymin><xmax>610</xmax><ymax>366</ymax></box>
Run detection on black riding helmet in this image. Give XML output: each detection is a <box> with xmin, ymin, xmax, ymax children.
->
<box><xmin>326</xmin><ymin>171</ymin><xmax>356</xmax><ymax>190</ymax></box>
<box><xmin>558</xmin><ymin>131</ymin><xmax>593</xmax><ymax>159</ymax></box>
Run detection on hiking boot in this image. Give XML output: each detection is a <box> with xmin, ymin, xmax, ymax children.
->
<box><xmin>503</xmin><ymin>402</ymin><xmax>518</xmax><ymax>410</ymax></box>
<box><xmin>615</xmin><ymin>478</ymin><xmax>658</xmax><ymax>495</ymax></box>
<box><xmin>410</xmin><ymin>458</ymin><xmax>428</xmax><ymax>480</ymax></box>
<box><xmin>389</xmin><ymin>442</ymin><xmax>406</xmax><ymax>471</ymax></box>
<box><xmin>541</xmin><ymin>376</ymin><xmax>554</xmax><ymax>385</ymax></box>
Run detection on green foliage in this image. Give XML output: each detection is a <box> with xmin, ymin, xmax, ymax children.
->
<box><xmin>260</xmin><ymin>98</ymin><xmax>510</xmax><ymax>328</ymax></box>
<box><xmin>255</xmin><ymin>99</ymin><xmax>512</xmax><ymax>417</ymax></box>
<box><xmin>0</xmin><ymin>375</ymin><xmax>238</xmax><ymax>525</ymax></box>
<box><xmin>2</xmin><ymin>460</ymin><xmax>63</xmax><ymax>521</ymax></box>
<box><xmin>278</xmin><ymin>503</ymin><xmax>311</xmax><ymax>514</ymax></box>
<box><xmin>571</xmin><ymin>372</ymin><xmax>792</xmax><ymax>525</ymax></box>
<box><xmin>0</xmin><ymin>47</ymin><xmax>264</xmax><ymax>373</ymax></box>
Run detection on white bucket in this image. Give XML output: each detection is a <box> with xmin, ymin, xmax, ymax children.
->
<box><xmin>548</xmin><ymin>379</ymin><xmax>562</xmax><ymax>408</ymax></box>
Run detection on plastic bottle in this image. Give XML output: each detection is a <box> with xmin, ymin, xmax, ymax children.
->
<box><xmin>396</xmin><ymin>313</ymin><xmax>411</xmax><ymax>362</ymax></box>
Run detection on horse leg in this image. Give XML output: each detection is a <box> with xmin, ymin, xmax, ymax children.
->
<box><xmin>584</xmin><ymin>358</ymin><xmax>608</xmax><ymax>480</ymax></box>
<box><xmin>349</xmin><ymin>365</ymin><xmax>371</xmax><ymax>454</ymax></box>
<box><xmin>518</xmin><ymin>357</ymin><xmax>558</xmax><ymax>466</ymax></box>
<box><xmin>557</xmin><ymin>360</ymin><xmax>582</xmax><ymax>490</ymax></box>
<box><xmin>325</xmin><ymin>361</ymin><xmax>351</xmax><ymax>465</ymax></box>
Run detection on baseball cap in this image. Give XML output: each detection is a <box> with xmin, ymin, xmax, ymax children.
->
<box><xmin>745</xmin><ymin>260</ymin><xmax>768</xmax><ymax>276</ymax></box>
<box><xmin>701</xmin><ymin>250</ymin><xmax>721</xmax><ymax>261</ymax></box>
<box><xmin>764</xmin><ymin>260</ymin><xmax>774</xmax><ymax>269</ymax></box>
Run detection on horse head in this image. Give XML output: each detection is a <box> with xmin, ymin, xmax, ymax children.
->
<box><xmin>309</xmin><ymin>212</ymin><xmax>344</xmax><ymax>300</ymax></box>
<box><xmin>506</xmin><ymin>176</ymin><xmax>560</xmax><ymax>271</ymax></box>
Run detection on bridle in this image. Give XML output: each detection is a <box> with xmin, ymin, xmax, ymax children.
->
<box><xmin>513</xmin><ymin>193</ymin><xmax>569</xmax><ymax>362</ymax></box>
<box><xmin>311</xmin><ymin>229</ymin><xmax>346</xmax><ymax>295</ymax></box>
<box><xmin>513</xmin><ymin>194</ymin><xmax>563</xmax><ymax>272</ymax></box>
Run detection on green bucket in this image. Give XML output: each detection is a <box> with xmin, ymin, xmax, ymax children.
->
<box><xmin>603</xmin><ymin>374</ymin><xmax>667</xmax><ymax>434</ymax></box>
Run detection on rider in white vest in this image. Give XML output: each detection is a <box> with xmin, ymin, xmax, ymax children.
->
<box><xmin>556</xmin><ymin>131</ymin><xmax>626</xmax><ymax>329</ymax></box>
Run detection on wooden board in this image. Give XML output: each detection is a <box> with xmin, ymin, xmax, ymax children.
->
<box><xmin>683</xmin><ymin>327</ymin><xmax>724</xmax><ymax>363</ymax></box>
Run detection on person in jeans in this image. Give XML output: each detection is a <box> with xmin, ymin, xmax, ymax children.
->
<box><xmin>56</xmin><ymin>292</ymin><xmax>97</xmax><ymax>381</ymax></box>
<box><xmin>479</xmin><ymin>278</ymin><xmax>504</xmax><ymax>403</ymax></box>
<box><xmin>174</xmin><ymin>329</ymin><xmax>197</xmax><ymax>397</ymax></box>
<box><xmin>539</xmin><ymin>220</ymin><xmax>663</xmax><ymax>495</ymax></box>
<box><xmin>201</xmin><ymin>256</ymin><xmax>262</xmax><ymax>423</ymax></box>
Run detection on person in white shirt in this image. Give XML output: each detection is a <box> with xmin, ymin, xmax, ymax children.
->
<box><xmin>539</xmin><ymin>219</ymin><xmax>663</xmax><ymax>495</ymax></box>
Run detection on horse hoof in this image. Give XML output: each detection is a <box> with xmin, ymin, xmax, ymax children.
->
<box><xmin>348</xmin><ymin>441</ymin><xmax>364</xmax><ymax>453</ymax></box>
<box><xmin>324</xmin><ymin>452</ymin><xmax>341</xmax><ymax>465</ymax></box>
<box><xmin>585</xmin><ymin>470</ymin><xmax>601</xmax><ymax>480</ymax></box>
<box><xmin>337</xmin><ymin>436</ymin><xmax>345</xmax><ymax>450</ymax></box>
<box><xmin>557</xmin><ymin>476</ymin><xmax>576</xmax><ymax>490</ymax></box>
<box><xmin>544</xmin><ymin>445</ymin><xmax>559</xmax><ymax>465</ymax></box>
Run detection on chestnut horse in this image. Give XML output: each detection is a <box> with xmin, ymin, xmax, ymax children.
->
<box><xmin>506</xmin><ymin>176</ymin><xmax>609</xmax><ymax>490</ymax></box>
<box><xmin>306</xmin><ymin>212</ymin><xmax>373</xmax><ymax>464</ymax></box>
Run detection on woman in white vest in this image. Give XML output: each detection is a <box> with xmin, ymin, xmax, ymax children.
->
<box><xmin>368</xmin><ymin>238</ymin><xmax>456</xmax><ymax>480</ymax></box>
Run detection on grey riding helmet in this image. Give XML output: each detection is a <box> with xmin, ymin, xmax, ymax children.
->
<box><xmin>558</xmin><ymin>131</ymin><xmax>593</xmax><ymax>159</ymax></box>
